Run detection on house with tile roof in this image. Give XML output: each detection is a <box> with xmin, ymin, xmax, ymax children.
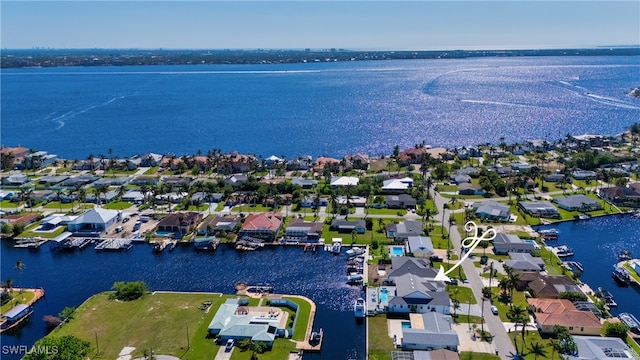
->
<box><xmin>527</xmin><ymin>298</ymin><xmax>602</xmax><ymax>335</ymax></box>
<box><xmin>238</xmin><ymin>213</ymin><xmax>283</xmax><ymax>241</ymax></box>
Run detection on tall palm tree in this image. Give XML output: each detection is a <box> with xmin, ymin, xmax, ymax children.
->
<box><xmin>498</xmin><ymin>278</ymin><xmax>510</xmax><ymax>298</ymax></box>
<box><xmin>528</xmin><ymin>341</ymin><xmax>547</xmax><ymax>360</ymax></box>
<box><xmin>508</xmin><ymin>305</ymin><xmax>527</xmax><ymax>354</ymax></box>
<box><xmin>549</xmin><ymin>338</ymin><xmax>561</xmax><ymax>360</ymax></box>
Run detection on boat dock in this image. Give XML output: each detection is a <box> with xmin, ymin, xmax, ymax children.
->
<box><xmin>95</xmin><ymin>238</ymin><xmax>133</xmax><ymax>251</ymax></box>
<box><xmin>14</xmin><ymin>237</ymin><xmax>48</xmax><ymax>249</ymax></box>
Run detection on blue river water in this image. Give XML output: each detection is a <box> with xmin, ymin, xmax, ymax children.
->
<box><xmin>0</xmin><ymin>243</ymin><xmax>365</xmax><ymax>360</ymax></box>
<box><xmin>2</xmin><ymin>56</ymin><xmax>639</xmax><ymax>160</ymax></box>
<box><xmin>536</xmin><ymin>214</ymin><xmax>640</xmax><ymax>316</ymax></box>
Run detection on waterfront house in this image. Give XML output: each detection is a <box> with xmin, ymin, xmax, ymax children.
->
<box><xmin>0</xmin><ymin>213</ymin><xmax>40</xmax><ymax>226</ymax></box>
<box><xmin>3</xmin><ymin>304</ymin><xmax>32</xmax><ymax>325</ymax></box>
<box><xmin>40</xmin><ymin>214</ymin><xmax>78</xmax><ymax>230</ymax></box>
<box><xmin>552</xmin><ymin>195</ymin><xmax>602</xmax><ymax>212</ymax></box>
<box><xmin>567</xmin><ymin>336</ymin><xmax>636</xmax><ymax>360</ymax></box>
<box><xmin>284</xmin><ymin>219</ymin><xmax>323</xmax><ymax>243</ymax></box>
<box><xmin>23</xmin><ymin>151</ymin><xmax>57</xmax><ymax>169</ymax></box>
<box><xmin>238</xmin><ymin>213</ymin><xmax>283</xmax><ymax>241</ymax></box>
<box><xmin>458</xmin><ymin>183</ymin><xmax>484</xmax><ymax>196</ymax></box>
<box><xmin>388</xmin><ymin>220</ymin><xmax>423</xmax><ymax>242</ymax></box>
<box><xmin>291</xmin><ymin>178</ymin><xmax>318</xmax><ymax>189</ymax></box>
<box><xmin>598</xmin><ymin>186</ymin><xmax>640</xmax><ymax>207</ymax></box>
<box><xmin>388</xmin><ymin>273</ymin><xmax>451</xmax><ymax>314</ymax></box>
<box><xmin>492</xmin><ymin>233</ymin><xmax>535</xmax><ymax>255</ymax></box>
<box><xmin>399</xmin><ymin>148</ymin><xmax>427</xmax><ymax>165</ymax></box>
<box><xmin>513</xmin><ymin>272</ymin><xmax>581</xmax><ymax>298</ymax></box>
<box><xmin>330</xmin><ymin>176</ymin><xmax>359</xmax><ymax>187</ymax></box>
<box><xmin>330</xmin><ymin>219</ymin><xmax>366</xmax><ymax>234</ymax></box>
<box><xmin>527</xmin><ymin>298</ymin><xmax>602</xmax><ymax>335</ymax></box>
<box><xmin>344</xmin><ymin>153</ymin><xmax>370</xmax><ymax>170</ymax></box>
<box><xmin>313</xmin><ymin>157</ymin><xmax>340</xmax><ymax>173</ymax></box>
<box><xmin>217</xmin><ymin>152</ymin><xmax>257</xmax><ymax>174</ymax></box>
<box><xmin>286</xmin><ymin>155</ymin><xmax>313</xmax><ymax>171</ymax></box>
<box><xmin>197</xmin><ymin>215</ymin><xmax>240</xmax><ymax>235</ymax></box>
<box><xmin>473</xmin><ymin>201</ymin><xmax>511</xmax><ymax>221</ymax></box>
<box><xmin>505</xmin><ymin>253</ymin><xmax>545</xmax><ymax>272</ymax></box>
<box><xmin>382</xmin><ymin>177</ymin><xmax>414</xmax><ymax>193</ymax></box>
<box><xmin>135</xmin><ymin>153</ymin><xmax>163</xmax><ymax>167</ymax></box>
<box><xmin>0</xmin><ymin>146</ymin><xmax>30</xmax><ymax>169</ymax></box>
<box><xmin>67</xmin><ymin>208</ymin><xmax>120</xmax><ymax>234</ymax></box>
<box><xmin>156</xmin><ymin>212</ymin><xmax>203</xmax><ymax>237</ymax></box>
<box><xmin>207</xmin><ymin>298</ymin><xmax>279</xmax><ymax>345</ymax></box>
<box><xmin>386</xmin><ymin>194</ymin><xmax>417</xmax><ymax>209</ymax></box>
<box><xmin>518</xmin><ymin>201</ymin><xmax>561</xmax><ymax>218</ymax></box>
<box><xmin>387</xmin><ymin>257</ymin><xmax>438</xmax><ymax>282</ymax></box>
<box><xmin>406</xmin><ymin>236</ymin><xmax>434</xmax><ymax>258</ymax></box>
<box><xmin>401</xmin><ymin>312</ymin><xmax>459</xmax><ymax>351</ymax></box>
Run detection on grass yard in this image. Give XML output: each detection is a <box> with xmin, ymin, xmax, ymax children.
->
<box><xmin>536</xmin><ymin>247</ymin><xmax>565</xmax><ymax>276</ymax></box>
<box><xmin>1</xmin><ymin>289</ymin><xmax>36</xmax><ymax>314</ymax></box>
<box><xmin>103</xmin><ymin>201</ymin><xmax>134</xmax><ymax>210</ymax></box>
<box><xmin>50</xmin><ymin>291</ymin><xmax>226</xmax><ymax>360</ymax></box>
<box><xmin>282</xmin><ymin>296</ymin><xmax>312</xmax><ymax>342</ymax></box>
<box><xmin>143</xmin><ymin>167</ymin><xmax>159</xmax><ymax>175</ymax></box>
<box><xmin>368</xmin><ymin>315</ymin><xmax>395</xmax><ymax>360</ymax></box>
<box><xmin>427</xmin><ymin>225</ymin><xmax>449</xmax><ymax>249</ymax></box>
<box><xmin>367</xmin><ymin>208</ymin><xmax>406</xmax><ymax>216</ymax></box>
<box><xmin>459</xmin><ymin>352</ymin><xmax>500</xmax><ymax>360</ymax></box>
<box><xmin>447</xmin><ymin>285</ymin><xmax>477</xmax><ymax>304</ymax></box>
<box><xmin>490</xmin><ymin>288</ymin><xmax>528</xmax><ymax>322</ymax></box>
<box><xmin>454</xmin><ymin>315</ymin><xmax>484</xmax><ymax>324</ymax></box>
<box><xmin>18</xmin><ymin>223</ymin><xmax>67</xmax><ymax>239</ymax></box>
<box><xmin>233</xmin><ymin>204</ymin><xmax>282</xmax><ymax>213</ymax></box>
<box><xmin>0</xmin><ymin>200</ymin><xmax>20</xmax><ymax>208</ymax></box>
<box><xmin>623</xmin><ymin>263</ymin><xmax>640</xmax><ymax>284</ymax></box>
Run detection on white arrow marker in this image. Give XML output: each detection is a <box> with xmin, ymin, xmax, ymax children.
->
<box><xmin>434</xmin><ymin>221</ymin><xmax>496</xmax><ymax>282</ymax></box>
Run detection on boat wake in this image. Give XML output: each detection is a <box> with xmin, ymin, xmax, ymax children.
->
<box><xmin>48</xmin><ymin>95</ymin><xmax>126</xmax><ymax>130</ymax></box>
<box><xmin>555</xmin><ymin>80</ymin><xmax>640</xmax><ymax>110</ymax></box>
<box><xmin>458</xmin><ymin>99</ymin><xmax>541</xmax><ymax>108</ymax></box>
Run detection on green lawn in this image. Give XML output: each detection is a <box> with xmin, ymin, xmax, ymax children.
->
<box><xmin>623</xmin><ymin>263</ymin><xmax>640</xmax><ymax>284</ymax></box>
<box><xmin>536</xmin><ymin>247</ymin><xmax>565</xmax><ymax>276</ymax></box>
<box><xmin>1</xmin><ymin>289</ymin><xmax>36</xmax><ymax>314</ymax></box>
<box><xmin>437</xmin><ymin>184</ymin><xmax>459</xmax><ymax>192</ymax></box>
<box><xmin>50</xmin><ymin>291</ymin><xmax>225</xmax><ymax>360</ymax></box>
<box><xmin>454</xmin><ymin>315</ymin><xmax>484</xmax><ymax>324</ymax></box>
<box><xmin>174</xmin><ymin>203</ymin><xmax>209</xmax><ymax>212</ymax></box>
<box><xmin>447</xmin><ymin>285</ymin><xmax>477</xmax><ymax>304</ymax></box>
<box><xmin>230</xmin><ymin>339</ymin><xmax>297</xmax><ymax>360</ymax></box>
<box><xmin>103</xmin><ymin>201</ymin><xmax>134</xmax><ymax>210</ymax></box>
<box><xmin>0</xmin><ymin>200</ymin><xmax>20</xmax><ymax>208</ymax></box>
<box><xmin>368</xmin><ymin>315</ymin><xmax>395</xmax><ymax>360</ymax></box>
<box><xmin>18</xmin><ymin>223</ymin><xmax>67</xmax><ymax>239</ymax></box>
<box><xmin>367</xmin><ymin>208</ymin><xmax>406</xmax><ymax>216</ymax></box>
<box><xmin>427</xmin><ymin>225</ymin><xmax>449</xmax><ymax>249</ymax></box>
<box><xmin>233</xmin><ymin>204</ymin><xmax>282</xmax><ymax>213</ymax></box>
<box><xmin>459</xmin><ymin>352</ymin><xmax>499</xmax><ymax>360</ymax></box>
<box><xmin>143</xmin><ymin>167</ymin><xmax>159</xmax><ymax>175</ymax></box>
<box><xmin>215</xmin><ymin>202</ymin><xmax>226</xmax><ymax>211</ymax></box>
<box><xmin>282</xmin><ymin>296</ymin><xmax>312</xmax><ymax>342</ymax></box>
<box><xmin>490</xmin><ymin>287</ymin><xmax>528</xmax><ymax>322</ymax></box>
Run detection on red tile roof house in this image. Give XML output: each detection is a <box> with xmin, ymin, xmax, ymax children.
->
<box><xmin>313</xmin><ymin>157</ymin><xmax>341</xmax><ymax>173</ymax></box>
<box><xmin>217</xmin><ymin>152</ymin><xmax>257</xmax><ymax>174</ymax></box>
<box><xmin>238</xmin><ymin>213</ymin><xmax>283</xmax><ymax>241</ymax></box>
<box><xmin>156</xmin><ymin>212</ymin><xmax>203</xmax><ymax>238</ymax></box>
<box><xmin>527</xmin><ymin>298</ymin><xmax>602</xmax><ymax>335</ymax></box>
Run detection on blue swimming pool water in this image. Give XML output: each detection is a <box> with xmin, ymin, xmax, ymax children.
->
<box><xmin>379</xmin><ymin>288</ymin><xmax>389</xmax><ymax>302</ymax></box>
<box><xmin>401</xmin><ymin>321</ymin><xmax>412</xmax><ymax>329</ymax></box>
<box><xmin>523</xmin><ymin>239</ymin><xmax>540</xmax><ymax>249</ymax></box>
<box><xmin>391</xmin><ymin>246</ymin><xmax>404</xmax><ymax>256</ymax></box>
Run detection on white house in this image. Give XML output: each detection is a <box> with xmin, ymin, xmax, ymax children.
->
<box><xmin>330</xmin><ymin>176</ymin><xmax>359</xmax><ymax>187</ymax></box>
<box><xmin>401</xmin><ymin>312</ymin><xmax>459</xmax><ymax>351</ymax></box>
<box><xmin>67</xmin><ymin>208</ymin><xmax>120</xmax><ymax>233</ymax></box>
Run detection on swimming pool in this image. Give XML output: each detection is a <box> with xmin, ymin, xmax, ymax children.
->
<box><xmin>390</xmin><ymin>246</ymin><xmax>404</xmax><ymax>257</ymax></box>
<box><xmin>401</xmin><ymin>321</ymin><xmax>412</xmax><ymax>329</ymax></box>
<box><xmin>379</xmin><ymin>288</ymin><xmax>389</xmax><ymax>302</ymax></box>
<box><xmin>523</xmin><ymin>239</ymin><xmax>541</xmax><ymax>249</ymax></box>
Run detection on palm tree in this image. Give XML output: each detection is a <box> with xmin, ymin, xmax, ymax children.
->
<box><xmin>498</xmin><ymin>278</ymin><xmax>510</xmax><ymax>298</ymax></box>
<box><xmin>549</xmin><ymin>338</ymin><xmax>561</xmax><ymax>360</ymax></box>
<box><xmin>507</xmin><ymin>305</ymin><xmax>527</xmax><ymax>354</ymax></box>
<box><xmin>528</xmin><ymin>341</ymin><xmax>547</xmax><ymax>360</ymax></box>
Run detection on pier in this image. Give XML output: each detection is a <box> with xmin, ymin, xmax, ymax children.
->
<box><xmin>14</xmin><ymin>237</ymin><xmax>48</xmax><ymax>249</ymax></box>
<box><xmin>95</xmin><ymin>238</ymin><xmax>133</xmax><ymax>251</ymax></box>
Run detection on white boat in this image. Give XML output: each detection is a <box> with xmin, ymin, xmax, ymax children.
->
<box><xmin>346</xmin><ymin>247</ymin><xmax>365</xmax><ymax>256</ymax></box>
<box><xmin>354</xmin><ymin>298</ymin><xmax>366</xmax><ymax>318</ymax></box>
<box><xmin>555</xmin><ymin>245</ymin><xmax>574</xmax><ymax>258</ymax></box>
<box><xmin>578</xmin><ymin>213</ymin><xmax>591</xmax><ymax>220</ymax></box>
<box><xmin>619</xmin><ymin>313</ymin><xmax>640</xmax><ymax>331</ymax></box>
<box><xmin>331</xmin><ymin>238</ymin><xmax>342</xmax><ymax>255</ymax></box>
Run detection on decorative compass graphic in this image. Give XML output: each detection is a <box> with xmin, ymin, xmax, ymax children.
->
<box><xmin>434</xmin><ymin>221</ymin><xmax>497</xmax><ymax>282</ymax></box>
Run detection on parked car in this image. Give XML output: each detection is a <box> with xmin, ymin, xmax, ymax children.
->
<box><xmin>122</xmin><ymin>217</ymin><xmax>130</xmax><ymax>223</ymax></box>
<box><xmin>225</xmin><ymin>339</ymin><xmax>234</xmax><ymax>352</ymax></box>
<box><xmin>491</xmin><ymin>305</ymin><xmax>499</xmax><ymax>315</ymax></box>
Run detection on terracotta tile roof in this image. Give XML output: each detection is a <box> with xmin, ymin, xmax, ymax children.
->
<box><xmin>241</xmin><ymin>213</ymin><xmax>282</xmax><ymax>232</ymax></box>
<box><xmin>528</xmin><ymin>298</ymin><xmax>602</xmax><ymax>329</ymax></box>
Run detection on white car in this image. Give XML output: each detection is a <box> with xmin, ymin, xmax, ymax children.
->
<box><xmin>490</xmin><ymin>305</ymin><xmax>499</xmax><ymax>315</ymax></box>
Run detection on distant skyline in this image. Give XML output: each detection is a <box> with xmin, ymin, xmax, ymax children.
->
<box><xmin>2</xmin><ymin>1</ymin><xmax>639</xmax><ymax>50</ymax></box>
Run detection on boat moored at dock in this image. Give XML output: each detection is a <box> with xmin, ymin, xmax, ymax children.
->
<box><xmin>619</xmin><ymin>313</ymin><xmax>640</xmax><ymax>332</ymax></box>
<box><xmin>612</xmin><ymin>266</ymin><xmax>631</xmax><ymax>286</ymax></box>
<box><xmin>354</xmin><ymin>298</ymin><xmax>366</xmax><ymax>318</ymax></box>
<box><xmin>0</xmin><ymin>304</ymin><xmax>34</xmax><ymax>334</ymax></box>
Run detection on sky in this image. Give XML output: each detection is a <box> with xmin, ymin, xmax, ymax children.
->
<box><xmin>1</xmin><ymin>1</ymin><xmax>639</xmax><ymax>50</ymax></box>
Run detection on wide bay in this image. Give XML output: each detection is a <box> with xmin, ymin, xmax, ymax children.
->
<box><xmin>2</xmin><ymin>56</ymin><xmax>639</xmax><ymax>159</ymax></box>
